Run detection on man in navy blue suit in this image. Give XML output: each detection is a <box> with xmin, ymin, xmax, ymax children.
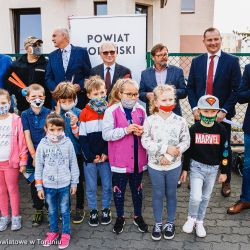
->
<box><xmin>187</xmin><ymin>27</ymin><xmax>242</xmax><ymax>197</ymax></box>
<box><xmin>139</xmin><ymin>43</ymin><xmax>187</xmax><ymax>116</ymax></box>
<box><xmin>45</xmin><ymin>28</ymin><xmax>91</xmax><ymax>109</ymax></box>
<box><xmin>227</xmin><ymin>64</ymin><xmax>250</xmax><ymax>214</ymax></box>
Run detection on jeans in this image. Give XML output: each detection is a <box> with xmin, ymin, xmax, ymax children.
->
<box><xmin>84</xmin><ymin>162</ymin><xmax>112</xmax><ymax>210</ymax></box>
<box><xmin>148</xmin><ymin>166</ymin><xmax>181</xmax><ymax>223</ymax></box>
<box><xmin>44</xmin><ymin>185</ymin><xmax>70</xmax><ymax>234</ymax></box>
<box><xmin>188</xmin><ymin>160</ymin><xmax>219</xmax><ymax>221</ymax></box>
<box><xmin>240</xmin><ymin>133</ymin><xmax>250</xmax><ymax>202</ymax></box>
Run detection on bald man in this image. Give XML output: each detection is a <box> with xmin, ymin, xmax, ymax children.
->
<box><xmin>45</xmin><ymin>28</ymin><xmax>91</xmax><ymax>109</ymax></box>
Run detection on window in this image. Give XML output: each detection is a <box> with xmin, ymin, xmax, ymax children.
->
<box><xmin>94</xmin><ymin>2</ymin><xmax>107</xmax><ymax>15</ymax></box>
<box><xmin>13</xmin><ymin>8</ymin><xmax>42</xmax><ymax>53</ymax></box>
<box><xmin>181</xmin><ymin>0</ymin><xmax>195</xmax><ymax>13</ymax></box>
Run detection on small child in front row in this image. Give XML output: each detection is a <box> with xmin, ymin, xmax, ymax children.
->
<box><xmin>141</xmin><ymin>85</ymin><xmax>190</xmax><ymax>241</ymax></box>
<box><xmin>21</xmin><ymin>84</ymin><xmax>50</xmax><ymax>227</ymax></box>
<box><xmin>52</xmin><ymin>82</ymin><xmax>85</xmax><ymax>224</ymax></box>
<box><xmin>180</xmin><ymin>95</ymin><xmax>228</xmax><ymax>238</ymax></box>
<box><xmin>0</xmin><ymin>89</ymin><xmax>27</xmax><ymax>231</ymax></box>
<box><xmin>35</xmin><ymin>112</ymin><xmax>79</xmax><ymax>249</ymax></box>
<box><xmin>102</xmin><ymin>78</ymin><xmax>148</xmax><ymax>234</ymax></box>
<box><xmin>79</xmin><ymin>76</ymin><xmax>112</xmax><ymax>226</ymax></box>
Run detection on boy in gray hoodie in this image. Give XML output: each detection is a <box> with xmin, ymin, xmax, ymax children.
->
<box><xmin>35</xmin><ymin>112</ymin><xmax>79</xmax><ymax>249</ymax></box>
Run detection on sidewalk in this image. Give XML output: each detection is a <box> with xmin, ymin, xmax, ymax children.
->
<box><xmin>0</xmin><ymin>171</ymin><xmax>249</xmax><ymax>250</ymax></box>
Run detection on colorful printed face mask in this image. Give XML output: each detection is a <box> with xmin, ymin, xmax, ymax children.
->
<box><xmin>200</xmin><ymin>114</ymin><xmax>217</xmax><ymax>124</ymax></box>
<box><xmin>159</xmin><ymin>104</ymin><xmax>176</xmax><ymax>113</ymax></box>
<box><xmin>0</xmin><ymin>104</ymin><xmax>10</xmax><ymax>115</ymax></box>
<box><xmin>89</xmin><ymin>97</ymin><xmax>108</xmax><ymax>114</ymax></box>
<box><xmin>47</xmin><ymin>131</ymin><xmax>65</xmax><ymax>142</ymax></box>
<box><xmin>121</xmin><ymin>99</ymin><xmax>137</xmax><ymax>109</ymax></box>
<box><xmin>30</xmin><ymin>98</ymin><xmax>44</xmax><ymax>108</ymax></box>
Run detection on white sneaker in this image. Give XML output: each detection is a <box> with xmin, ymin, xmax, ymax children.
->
<box><xmin>182</xmin><ymin>216</ymin><xmax>196</xmax><ymax>233</ymax></box>
<box><xmin>0</xmin><ymin>216</ymin><xmax>10</xmax><ymax>231</ymax></box>
<box><xmin>11</xmin><ymin>216</ymin><xmax>22</xmax><ymax>231</ymax></box>
<box><xmin>196</xmin><ymin>220</ymin><xmax>206</xmax><ymax>237</ymax></box>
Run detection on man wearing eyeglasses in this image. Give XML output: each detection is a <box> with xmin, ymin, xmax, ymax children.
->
<box><xmin>90</xmin><ymin>42</ymin><xmax>131</xmax><ymax>97</ymax></box>
<box><xmin>139</xmin><ymin>43</ymin><xmax>187</xmax><ymax>116</ymax></box>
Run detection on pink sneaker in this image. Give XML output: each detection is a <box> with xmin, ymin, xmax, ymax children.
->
<box><xmin>58</xmin><ymin>233</ymin><xmax>70</xmax><ymax>249</ymax></box>
<box><xmin>42</xmin><ymin>232</ymin><xmax>59</xmax><ymax>247</ymax></box>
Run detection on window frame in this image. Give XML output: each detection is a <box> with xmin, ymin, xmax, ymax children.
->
<box><xmin>181</xmin><ymin>0</ymin><xmax>195</xmax><ymax>14</ymax></box>
<box><xmin>94</xmin><ymin>1</ymin><xmax>108</xmax><ymax>16</ymax></box>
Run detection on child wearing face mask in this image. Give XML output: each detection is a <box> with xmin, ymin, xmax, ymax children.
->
<box><xmin>102</xmin><ymin>79</ymin><xmax>148</xmax><ymax>235</ymax></box>
<box><xmin>180</xmin><ymin>95</ymin><xmax>228</xmax><ymax>238</ymax></box>
<box><xmin>141</xmin><ymin>85</ymin><xmax>190</xmax><ymax>241</ymax></box>
<box><xmin>0</xmin><ymin>89</ymin><xmax>28</xmax><ymax>232</ymax></box>
<box><xmin>21</xmin><ymin>84</ymin><xmax>50</xmax><ymax>227</ymax></box>
<box><xmin>52</xmin><ymin>82</ymin><xmax>85</xmax><ymax>224</ymax></box>
<box><xmin>35</xmin><ymin>112</ymin><xmax>79</xmax><ymax>249</ymax></box>
<box><xmin>79</xmin><ymin>76</ymin><xmax>112</xmax><ymax>227</ymax></box>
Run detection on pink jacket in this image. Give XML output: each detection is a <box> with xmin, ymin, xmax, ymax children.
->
<box><xmin>102</xmin><ymin>102</ymin><xmax>147</xmax><ymax>173</ymax></box>
<box><xmin>7</xmin><ymin>114</ymin><xmax>28</xmax><ymax>168</ymax></box>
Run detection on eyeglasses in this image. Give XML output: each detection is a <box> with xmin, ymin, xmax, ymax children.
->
<box><xmin>155</xmin><ymin>53</ymin><xmax>168</xmax><ymax>58</ymax></box>
<box><xmin>102</xmin><ymin>50</ymin><xmax>116</xmax><ymax>56</ymax></box>
<box><xmin>122</xmin><ymin>92</ymin><xmax>139</xmax><ymax>98</ymax></box>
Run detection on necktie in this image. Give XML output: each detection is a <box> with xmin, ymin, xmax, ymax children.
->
<box><xmin>105</xmin><ymin>67</ymin><xmax>111</xmax><ymax>93</ymax></box>
<box><xmin>62</xmin><ymin>49</ymin><xmax>69</xmax><ymax>72</ymax></box>
<box><xmin>206</xmin><ymin>55</ymin><xmax>216</xmax><ymax>95</ymax></box>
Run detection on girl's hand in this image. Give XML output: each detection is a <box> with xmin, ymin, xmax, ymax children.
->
<box><xmin>160</xmin><ymin>156</ymin><xmax>171</xmax><ymax>165</ymax></box>
<box><xmin>126</xmin><ymin>124</ymin><xmax>137</xmax><ymax>134</ymax></box>
<box><xmin>100</xmin><ymin>154</ymin><xmax>108</xmax><ymax>162</ymax></box>
<box><xmin>133</xmin><ymin>125</ymin><xmax>144</xmax><ymax>136</ymax></box>
<box><xmin>71</xmin><ymin>187</ymin><xmax>77</xmax><ymax>195</ymax></box>
<box><xmin>19</xmin><ymin>166</ymin><xmax>26</xmax><ymax>173</ymax></box>
<box><xmin>179</xmin><ymin>171</ymin><xmax>187</xmax><ymax>183</ymax></box>
<box><xmin>167</xmin><ymin>146</ymin><xmax>180</xmax><ymax>157</ymax></box>
<box><xmin>32</xmin><ymin>159</ymin><xmax>36</xmax><ymax>168</ymax></box>
<box><xmin>38</xmin><ymin>190</ymin><xmax>45</xmax><ymax>200</ymax></box>
<box><xmin>218</xmin><ymin>174</ymin><xmax>227</xmax><ymax>184</ymax></box>
<box><xmin>55</xmin><ymin>101</ymin><xmax>61</xmax><ymax>114</ymax></box>
<box><xmin>70</xmin><ymin>114</ymin><xmax>78</xmax><ymax>126</ymax></box>
<box><xmin>93</xmin><ymin>155</ymin><xmax>101</xmax><ymax>163</ymax></box>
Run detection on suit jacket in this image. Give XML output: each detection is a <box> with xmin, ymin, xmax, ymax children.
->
<box><xmin>139</xmin><ymin>65</ymin><xmax>187</xmax><ymax>116</ymax></box>
<box><xmin>45</xmin><ymin>45</ymin><xmax>91</xmax><ymax>109</ymax></box>
<box><xmin>187</xmin><ymin>51</ymin><xmax>241</xmax><ymax>118</ymax></box>
<box><xmin>237</xmin><ymin>64</ymin><xmax>250</xmax><ymax>134</ymax></box>
<box><xmin>90</xmin><ymin>63</ymin><xmax>131</xmax><ymax>95</ymax></box>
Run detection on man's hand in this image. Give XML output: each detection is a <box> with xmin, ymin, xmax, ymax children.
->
<box><xmin>19</xmin><ymin>166</ymin><xmax>26</xmax><ymax>173</ymax></box>
<box><xmin>218</xmin><ymin>174</ymin><xmax>227</xmax><ymax>184</ymax></box>
<box><xmin>73</xmin><ymin>84</ymin><xmax>81</xmax><ymax>92</ymax></box>
<box><xmin>71</xmin><ymin>187</ymin><xmax>77</xmax><ymax>195</ymax></box>
<box><xmin>160</xmin><ymin>156</ymin><xmax>171</xmax><ymax>165</ymax></box>
<box><xmin>38</xmin><ymin>190</ymin><xmax>45</xmax><ymax>200</ymax></box>
<box><xmin>179</xmin><ymin>171</ymin><xmax>187</xmax><ymax>183</ymax></box>
<box><xmin>146</xmin><ymin>92</ymin><xmax>154</xmax><ymax>101</ymax></box>
<box><xmin>193</xmin><ymin>109</ymin><xmax>200</xmax><ymax>121</ymax></box>
<box><xmin>216</xmin><ymin>111</ymin><xmax>226</xmax><ymax>123</ymax></box>
<box><xmin>167</xmin><ymin>146</ymin><xmax>180</xmax><ymax>157</ymax></box>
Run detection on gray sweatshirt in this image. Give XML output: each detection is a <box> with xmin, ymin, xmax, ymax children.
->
<box><xmin>35</xmin><ymin>136</ymin><xmax>79</xmax><ymax>191</ymax></box>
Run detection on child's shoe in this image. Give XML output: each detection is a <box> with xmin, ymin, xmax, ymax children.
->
<box><xmin>72</xmin><ymin>209</ymin><xmax>85</xmax><ymax>224</ymax></box>
<box><xmin>0</xmin><ymin>216</ymin><xmax>10</xmax><ymax>231</ymax></box>
<box><xmin>32</xmin><ymin>209</ymin><xmax>43</xmax><ymax>227</ymax></box>
<box><xmin>11</xmin><ymin>216</ymin><xmax>22</xmax><ymax>231</ymax></box>
<box><xmin>182</xmin><ymin>216</ymin><xmax>196</xmax><ymax>233</ymax></box>
<box><xmin>163</xmin><ymin>222</ymin><xmax>175</xmax><ymax>239</ymax></box>
<box><xmin>42</xmin><ymin>232</ymin><xmax>60</xmax><ymax>247</ymax></box>
<box><xmin>101</xmin><ymin>208</ymin><xmax>112</xmax><ymax>225</ymax></box>
<box><xmin>133</xmin><ymin>216</ymin><xmax>148</xmax><ymax>232</ymax></box>
<box><xmin>113</xmin><ymin>217</ymin><xmax>125</xmax><ymax>234</ymax></box>
<box><xmin>196</xmin><ymin>220</ymin><xmax>206</xmax><ymax>237</ymax></box>
<box><xmin>58</xmin><ymin>233</ymin><xmax>70</xmax><ymax>249</ymax></box>
<box><xmin>88</xmin><ymin>209</ymin><xmax>99</xmax><ymax>226</ymax></box>
<box><xmin>151</xmin><ymin>223</ymin><xmax>162</xmax><ymax>241</ymax></box>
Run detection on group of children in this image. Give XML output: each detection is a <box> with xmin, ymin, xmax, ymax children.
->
<box><xmin>0</xmin><ymin>75</ymin><xmax>229</xmax><ymax>248</ymax></box>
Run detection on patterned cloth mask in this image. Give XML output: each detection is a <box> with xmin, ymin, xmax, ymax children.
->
<box><xmin>30</xmin><ymin>98</ymin><xmax>44</xmax><ymax>108</ymax></box>
<box><xmin>89</xmin><ymin>97</ymin><xmax>108</xmax><ymax>114</ymax></box>
<box><xmin>0</xmin><ymin>104</ymin><xmax>10</xmax><ymax>115</ymax></box>
<box><xmin>121</xmin><ymin>99</ymin><xmax>137</xmax><ymax>109</ymax></box>
<box><xmin>200</xmin><ymin>114</ymin><xmax>217</xmax><ymax>124</ymax></box>
<box><xmin>47</xmin><ymin>131</ymin><xmax>65</xmax><ymax>142</ymax></box>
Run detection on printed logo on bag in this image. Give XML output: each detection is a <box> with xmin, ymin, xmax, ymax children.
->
<box><xmin>206</xmin><ymin>97</ymin><xmax>216</xmax><ymax>106</ymax></box>
<box><xmin>195</xmin><ymin>133</ymin><xmax>220</xmax><ymax>144</ymax></box>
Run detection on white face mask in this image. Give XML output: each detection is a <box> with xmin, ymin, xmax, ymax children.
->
<box><xmin>47</xmin><ymin>131</ymin><xmax>65</xmax><ymax>142</ymax></box>
<box><xmin>60</xmin><ymin>98</ymin><xmax>77</xmax><ymax>111</ymax></box>
<box><xmin>30</xmin><ymin>98</ymin><xmax>44</xmax><ymax>108</ymax></box>
<box><xmin>0</xmin><ymin>104</ymin><xmax>10</xmax><ymax>115</ymax></box>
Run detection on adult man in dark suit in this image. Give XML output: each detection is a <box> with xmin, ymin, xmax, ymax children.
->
<box><xmin>45</xmin><ymin>28</ymin><xmax>91</xmax><ymax>109</ymax></box>
<box><xmin>187</xmin><ymin>27</ymin><xmax>242</xmax><ymax>197</ymax></box>
<box><xmin>90</xmin><ymin>42</ymin><xmax>131</xmax><ymax>97</ymax></box>
<box><xmin>139</xmin><ymin>43</ymin><xmax>187</xmax><ymax>116</ymax></box>
<box><xmin>227</xmin><ymin>64</ymin><xmax>250</xmax><ymax>214</ymax></box>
